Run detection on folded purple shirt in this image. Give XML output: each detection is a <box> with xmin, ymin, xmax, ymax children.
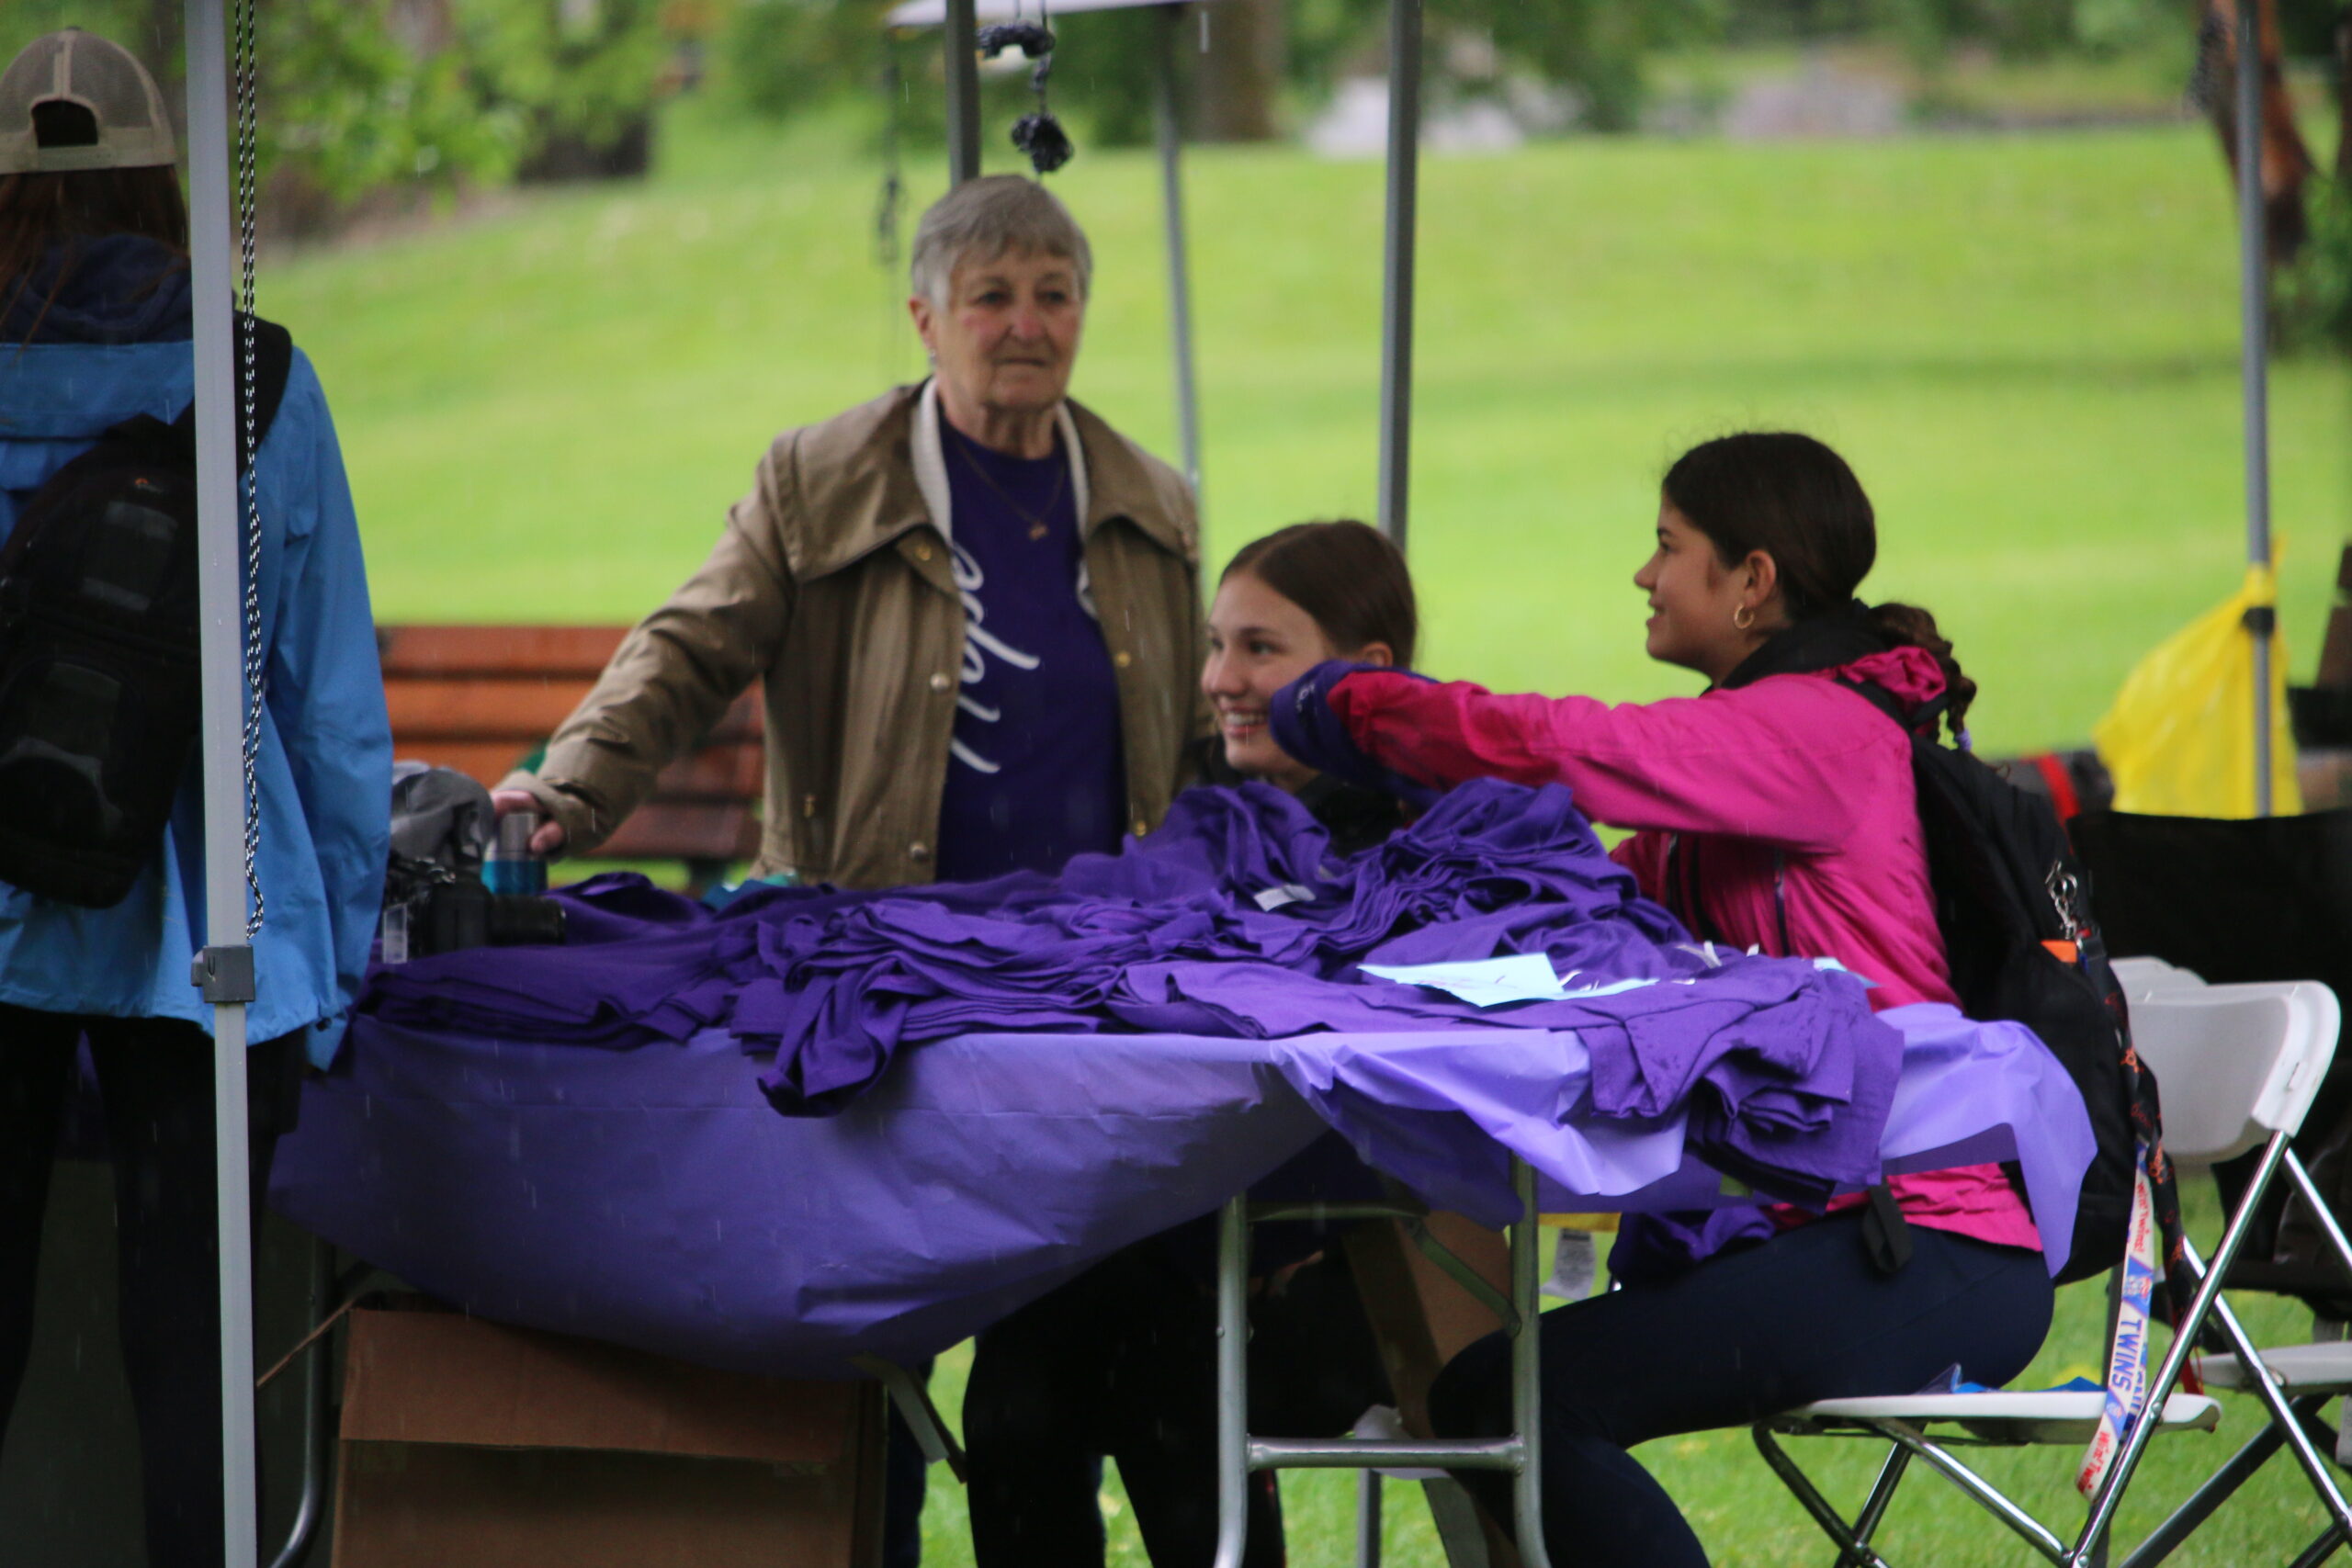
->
<box><xmin>361</xmin><ymin>779</ymin><xmax>1901</xmax><ymax>1206</ymax></box>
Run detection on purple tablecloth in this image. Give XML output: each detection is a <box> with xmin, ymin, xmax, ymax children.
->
<box><xmin>270</xmin><ymin>1003</ymin><xmax>2091</xmax><ymax>1379</ymax></box>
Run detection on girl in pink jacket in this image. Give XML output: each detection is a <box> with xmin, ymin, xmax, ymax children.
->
<box><xmin>1274</xmin><ymin>433</ymin><xmax>2055</xmax><ymax>1568</ymax></box>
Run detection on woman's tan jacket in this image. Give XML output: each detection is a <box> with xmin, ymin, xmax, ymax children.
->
<box><xmin>503</xmin><ymin>382</ymin><xmax>1209</xmax><ymax>888</ymax></box>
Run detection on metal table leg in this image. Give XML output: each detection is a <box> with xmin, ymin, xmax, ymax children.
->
<box><xmin>1212</xmin><ymin>1157</ymin><xmax>1552</xmax><ymax>1568</ymax></box>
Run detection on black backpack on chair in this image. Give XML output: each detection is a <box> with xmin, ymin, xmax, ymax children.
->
<box><xmin>0</xmin><ymin>317</ymin><xmax>294</xmax><ymax>908</ymax></box>
<box><xmin>2072</xmin><ymin>807</ymin><xmax>2352</xmax><ymax>1317</ymax></box>
<box><xmin>1844</xmin><ymin>678</ymin><xmax>2191</xmax><ymax>1310</ymax></box>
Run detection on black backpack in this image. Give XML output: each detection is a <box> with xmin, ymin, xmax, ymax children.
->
<box><xmin>0</xmin><ymin>318</ymin><xmax>294</xmax><ymax>908</ymax></box>
<box><xmin>1846</xmin><ymin>679</ymin><xmax>2189</xmax><ymax>1303</ymax></box>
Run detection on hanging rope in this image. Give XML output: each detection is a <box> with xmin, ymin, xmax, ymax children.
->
<box><xmin>876</xmin><ymin>36</ymin><xmax>909</xmax><ymax>383</ymax></box>
<box><xmin>876</xmin><ymin>40</ymin><xmax>904</xmax><ymax>275</ymax></box>
<box><xmin>233</xmin><ymin>0</ymin><xmax>266</xmax><ymax>939</ymax></box>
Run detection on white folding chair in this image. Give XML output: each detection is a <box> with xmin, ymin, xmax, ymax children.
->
<box><xmin>1750</xmin><ymin>979</ymin><xmax>2342</xmax><ymax>1567</ymax></box>
<box><xmin>2115</xmin><ymin>966</ymin><xmax>2352</xmax><ymax>1568</ymax></box>
<box><xmin>2109</xmin><ymin>956</ymin><xmax>2207</xmax><ymax>997</ymax></box>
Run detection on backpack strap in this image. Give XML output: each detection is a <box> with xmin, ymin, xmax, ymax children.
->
<box><xmin>1830</xmin><ymin>671</ymin><xmax>1925</xmax><ymax>1273</ymax></box>
<box><xmin>1859</xmin><ymin>1181</ymin><xmax>1914</xmax><ymax>1275</ymax></box>
<box><xmin>1835</xmin><ymin>672</ymin><xmax>1950</xmax><ymax>742</ymax></box>
<box><xmin>1666</xmin><ymin>832</ymin><xmax>1715</xmax><ymax>943</ymax></box>
<box><xmin>1668</xmin><ymin>836</ymin><xmax>1795</xmax><ymax>958</ymax></box>
<box><xmin>168</xmin><ymin>314</ymin><xmax>296</xmax><ymax>473</ymax></box>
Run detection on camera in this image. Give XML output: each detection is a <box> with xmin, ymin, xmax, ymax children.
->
<box><xmin>382</xmin><ymin>852</ymin><xmax>564</xmax><ymax>960</ymax></box>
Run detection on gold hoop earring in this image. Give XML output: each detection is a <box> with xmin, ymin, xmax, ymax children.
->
<box><xmin>1733</xmin><ymin>604</ymin><xmax>1756</xmax><ymax>631</ymax></box>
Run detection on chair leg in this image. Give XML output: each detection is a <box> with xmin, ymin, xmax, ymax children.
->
<box><xmin>1748</xmin><ymin>1426</ymin><xmax>1896</xmax><ymax>1568</ymax></box>
<box><xmin>2289</xmin><ymin>1521</ymin><xmax>2349</xmax><ymax>1568</ymax></box>
<box><xmin>1356</xmin><ymin>1470</ymin><xmax>1382</xmax><ymax>1568</ymax></box>
<box><xmin>2117</xmin><ymin>1403</ymin><xmax>2308</xmax><ymax>1568</ymax></box>
<box><xmin>2287</xmin><ymin>1153</ymin><xmax>2352</xmax><ymax>1292</ymax></box>
<box><xmin>1850</xmin><ymin>1444</ymin><xmax>1912</xmax><ymax>1551</ymax></box>
<box><xmin>1871</xmin><ymin>1422</ymin><xmax>2071</xmax><ymax>1564</ymax></box>
<box><xmin>2077</xmin><ymin>1132</ymin><xmax>2297</xmax><ymax>1557</ymax></box>
<box><xmin>2185</xmin><ymin>1239</ymin><xmax>2352</xmax><ymax>1540</ymax></box>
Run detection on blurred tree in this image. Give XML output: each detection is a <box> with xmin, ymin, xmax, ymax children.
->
<box><xmin>723</xmin><ymin>0</ymin><xmax>893</xmax><ymax>118</ymax></box>
<box><xmin>3</xmin><ymin>1</ymin><xmax>666</xmax><ymax>223</ymax></box>
<box><xmin>1058</xmin><ymin>7</ymin><xmax>1159</xmax><ymax>147</ymax></box>
<box><xmin>1194</xmin><ymin>0</ymin><xmax>1286</xmax><ymax>140</ymax></box>
<box><xmin>2338</xmin><ymin>0</ymin><xmax>2350</xmax><ymax>182</ymax></box>
<box><xmin>471</xmin><ymin>0</ymin><xmax>670</xmax><ymax>179</ymax></box>
<box><xmin>1279</xmin><ymin>0</ymin><xmax>1730</xmax><ymax>134</ymax></box>
<box><xmin>259</xmin><ymin>0</ymin><xmax>531</xmax><ymax>205</ymax></box>
<box><xmin>1284</xmin><ymin>0</ymin><xmax>1383</xmax><ymax>102</ymax></box>
<box><xmin>2194</xmin><ymin>0</ymin><xmax>2315</xmax><ymax>262</ymax></box>
<box><xmin>1433</xmin><ymin>0</ymin><xmax>1726</xmax><ymax>131</ymax></box>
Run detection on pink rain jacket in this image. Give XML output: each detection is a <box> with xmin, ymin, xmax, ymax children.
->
<box><xmin>1329</xmin><ymin>649</ymin><xmax>2040</xmax><ymax>1251</ymax></box>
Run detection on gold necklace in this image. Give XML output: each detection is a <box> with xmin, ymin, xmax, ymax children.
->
<box><xmin>951</xmin><ymin>434</ymin><xmax>1069</xmax><ymax>542</ymax></box>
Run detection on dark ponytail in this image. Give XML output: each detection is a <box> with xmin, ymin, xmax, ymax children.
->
<box><xmin>1664</xmin><ymin>432</ymin><xmax>1976</xmax><ymax>743</ymax></box>
<box><xmin>1862</xmin><ymin>602</ymin><xmax>1977</xmax><ymax>741</ymax></box>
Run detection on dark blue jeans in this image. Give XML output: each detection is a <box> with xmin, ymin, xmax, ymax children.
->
<box><xmin>1430</xmin><ymin>1213</ymin><xmax>2055</xmax><ymax>1568</ymax></box>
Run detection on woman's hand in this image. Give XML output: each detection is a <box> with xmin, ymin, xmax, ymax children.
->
<box><xmin>1268</xmin><ymin>660</ymin><xmax>1442</xmax><ymax>809</ymax></box>
<box><xmin>490</xmin><ymin>789</ymin><xmax>568</xmax><ymax>856</ymax></box>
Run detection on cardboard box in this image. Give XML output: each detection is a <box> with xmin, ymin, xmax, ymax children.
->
<box><xmin>332</xmin><ymin>1300</ymin><xmax>885</xmax><ymax>1568</ymax></box>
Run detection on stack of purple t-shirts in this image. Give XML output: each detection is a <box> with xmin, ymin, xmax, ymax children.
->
<box><xmin>362</xmin><ymin>780</ymin><xmax>1903</xmax><ymax>1209</ymax></box>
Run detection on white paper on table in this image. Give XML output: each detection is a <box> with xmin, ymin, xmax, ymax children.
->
<box><xmin>1555</xmin><ymin>974</ymin><xmax>1667</xmax><ymax>999</ymax></box>
<box><xmin>1360</xmin><ymin>953</ymin><xmax>1568</xmax><ymax>1008</ymax></box>
<box><xmin>1812</xmin><ymin>955</ymin><xmax>1879</xmax><ymax>988</ymax></box>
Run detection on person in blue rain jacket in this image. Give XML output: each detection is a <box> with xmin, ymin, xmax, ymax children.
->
<box><xmin>0</xmin><ymin>29</ymin><xmax>388</xmax><ymax>1567</ymax></box>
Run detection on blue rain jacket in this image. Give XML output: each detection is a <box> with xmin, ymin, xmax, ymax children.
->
<box><xmin>0</xmin><ymin>334</ymin><xmax>390</xmax><ymax>1066</ymax></box>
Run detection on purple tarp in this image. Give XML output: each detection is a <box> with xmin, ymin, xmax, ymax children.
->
<box><xmin>269</xmin><ymin>1002</ymin><xmax>2091</xmax><ymax>1379</ymax></box>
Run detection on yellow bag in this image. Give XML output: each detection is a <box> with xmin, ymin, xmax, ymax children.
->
<box><xmin>2093</xmin><ymin>564</ymin><xmax>2301</xmax><ymax>818</ymax></box>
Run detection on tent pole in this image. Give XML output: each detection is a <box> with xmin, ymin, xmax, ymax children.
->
<box><xmin>944</xmin><ymin>0</ymin><xmax>981</xmax><ymax>184</ymax></box>
<box><xmin>183</xmin><ymin>2</ymin><xmax>260</xmax><ymax>1562</ymax></box>
<box><xmin>1376</xmin><ymin>0</ymin><xmax>1422</xmax><ymax>550</ymax></box>
<box><xmin>1155</xmin><ymin>3</ymin><xmax>1203</xmax><ymax>500</ymax></box>
<box><xmin>2237</xmin><ymin>0</ymin><xmax>2275</xmax><ymax>816</ymax></box>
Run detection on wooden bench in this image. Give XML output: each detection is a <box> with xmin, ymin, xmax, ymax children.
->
<box><xmin>380</xmin><ymin>625</ymin><xmax>763</xmax><ymax>887</ymax></box>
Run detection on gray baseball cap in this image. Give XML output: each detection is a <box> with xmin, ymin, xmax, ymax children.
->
<box><xmin>0</xmin><ymin>29</ymin><xmax>178</xmax><ymax>175</ymax></box>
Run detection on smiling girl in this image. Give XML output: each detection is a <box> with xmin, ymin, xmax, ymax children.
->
<box><xmin>963</xmin><ymin>520</ymin><xmax>1417</xmax><ymax>1568</ymax></box>
<box><xmin>1201</xmin><ymin>521</ymin><xmax>1416</xmax><ymax>847</ymax></box>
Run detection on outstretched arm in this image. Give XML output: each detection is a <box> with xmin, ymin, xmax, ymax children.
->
<box><xmin>498</xmin><ymin>442</ymin><xmax>798</xmax><ymax>853</ymax></box>
<box><xmin>1277</xmin><ymin>663</ymin><xmax>1871</xmax><ymax>852</ymax></box>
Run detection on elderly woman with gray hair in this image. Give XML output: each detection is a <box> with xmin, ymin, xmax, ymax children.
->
<box><xmin>495</xmin><ymin>174</ymin><xmax>1203</xmax><ymax>891</ymax></box>
<box><xmin>492</xmin><ymin>175</ymin><xmax>1204</xmax><ymax>1565</ymax></box>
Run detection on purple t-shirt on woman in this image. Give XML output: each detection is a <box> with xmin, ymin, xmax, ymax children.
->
<box><xmin>933</xmin><ymin>422</ymin><xmax>1126</xmax><ymax>882</ymax></box>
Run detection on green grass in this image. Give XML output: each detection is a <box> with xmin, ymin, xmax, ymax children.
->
<box><xmin>270</xmin><ymin>104</ymin><xmax>2350</xmax><ymax>760</ymax></box>
<box><xmin>258</xmin><ymin>103</ymin><xmax>2352</xmax><ymax>1562</ymax></box>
